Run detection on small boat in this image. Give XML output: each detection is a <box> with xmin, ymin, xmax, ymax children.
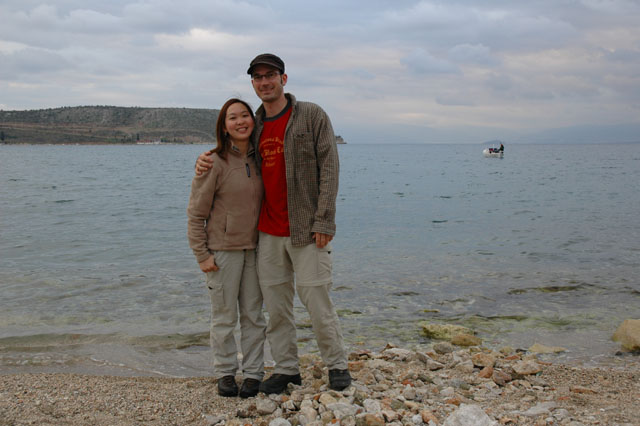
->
<box><xmin>483</xmin><ymin>147</ymin><xmax>504</xmax><ymax>158</ymax></box>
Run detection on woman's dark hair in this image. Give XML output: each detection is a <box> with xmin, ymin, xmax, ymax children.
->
<box><xmin>211</xmin><ymin>98</ymin><xmax>255</xmax><ymax>161</ymax></box>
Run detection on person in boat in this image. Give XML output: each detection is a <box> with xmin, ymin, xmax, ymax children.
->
<box><xmin>187</xmin><ymin>98</ymin><xmax>266</xmax><ymax>398</ymax></box>
<box><xmin>499</xmin><ymin>143</ymin><xmax>504</xmax><ymax>152</ymax></box>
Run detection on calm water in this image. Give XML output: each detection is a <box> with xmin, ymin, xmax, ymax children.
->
<box><xmin>1</xmin><ymin>143</ymin><xmax>639</xmax><ymax>376</ymax></box>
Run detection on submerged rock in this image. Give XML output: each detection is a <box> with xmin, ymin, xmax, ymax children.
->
<box><xmin>612</xmin><ymin>319</ymin><xmax>640</xmax><ymax>351</ymax></box>
<box><xmin>451</xmin><ymin>334</ymin><xmax>482</xmax><ymax>347</ymax></box>
<box><xmin>529</xmin><ymin>343</ymin><xmax>567</xmax><ymax>354</ymax></box>
<box><xmin>421</xmin><ymin>323</ymin><xmax>473</xmax><ymax>340</ymax></box>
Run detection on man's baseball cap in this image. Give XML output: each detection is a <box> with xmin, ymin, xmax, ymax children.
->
<box><xmin>247</xmin><ymin>53</ymin><xmax>285</xmax><ymax>75</ymax></box>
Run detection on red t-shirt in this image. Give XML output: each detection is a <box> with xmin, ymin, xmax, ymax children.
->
<box><xmin>258</xmin><ymin>106</ymin><xmax>292</xmax><ymax>236</ymax></box>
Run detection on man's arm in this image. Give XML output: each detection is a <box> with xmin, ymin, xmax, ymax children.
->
<box><xmin>310</xmin><ymin>105</ymin><xmax>339</xmax><ymax>245</ymax></box>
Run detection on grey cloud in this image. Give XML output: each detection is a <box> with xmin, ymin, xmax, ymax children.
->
<box><xmin>606</xmin><ymin>48</ymin><xmax>640</xmax><ymax>63</ymax></box>
<box><xmin>401</xmin><ymin>49</ymin><xmax>458</xmax><ymax>74</ymax></box>
<box><xmin>0</xmin><ymin>48</ymin><xmax>72</xmax><ymax>79</ymax></box>
<box><xmin>435</xmin><ymin>96</ymin><xmax>475</xmax><ymax>106</ymax></box>
<box><xmin>486</xmin><ymin>73</ymin><xmax>513</xmax><ymax>92</ymax></box>
<box><xmin>448</xmin><ymin>44</ymin><xmax>497</xmax><ymax>65</ymax></box>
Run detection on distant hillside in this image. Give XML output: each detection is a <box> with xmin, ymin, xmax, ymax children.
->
<box><xmin>0</xmin><ymin>106</ymin><xmax>219</xmax><ymax>144</ymax></box>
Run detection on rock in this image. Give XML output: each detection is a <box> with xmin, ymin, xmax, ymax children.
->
<box><xmin>367</xmin><ymin>359</ymin><xmax>395</xmax><ymax>373</ymax></box>
<box><xmin>269</xmin><ymin>419</ymin><xmax>292</xmax><ymax>426</ymax></box>
<box><xmin>528</xmin><ymin>343</ymin><xmax>566</xmax><ymax>354</ymax></box>
<box><xmin>282</xmin><ymin>399</ymin><xmax>298</xmax><ymax>411</ymax></box>
<box><xmin>570</xmin><ymin>386</ymin><xmax>597</xmax><ymax>394</ymax></box>
<box><xmin>612</xmin><ymin>319</ymin><xmax>640</xmax><ymax>351</ymax></box>
<box><xmin>349</xmin><ymin>360</ymin><xmax>366</xmax><ymax>372</ymax></box>
<box><xmin>381</xmin><ymin>409</ymin><xmax>399</xmax><ymax>422</ymax></box>
<box><xmin>356</xmin><ymin>369</ymin><xmax>377</xmax><ymax>385</ymax></box>
<box><xmin>478</xmin><ymin>366</ymin><xmax>494</xmax><ymax>378</ymax></box>
<box><xmin>442</xmin><ymin>403</ymin><xmax>497</xmax><ymax>426</ymax></box>
<box><xmin>512</xmin><ymin>360</ymin><xmax>542</xmax><ymax>376</ymax></box>
<box><xmin>471</xmin><ymin>353</ymin><xmax>497</xmax><ymax>368</ymax></box>
<box><xmin>318</xmin><ymin>393</ymin><xmax>337</xmax><ymax>406</ymax></box>
<box><xmin>520</xmin><ymin>401</ymin><xmax>556</xmax><ymax>417</ymax></box>
<box><xmin>341</xmin><ymin>416</ymin><xmax>357</xmax><ymax>426</ymax></box>
<box><xmin>441</xmin><ymin>387</ymin><xmax>456</xmax><ymax>397</ymax></box>
<box><xmin>451</xmin><ymin>334</ymin><xmax>482</xmax><ymax>347</ymax></box>
<box><xmin>357</xmin><ymin>413</ymin><xmax>385</xmax><ymax>426</ymax></box>
<box><xmin>421</xmin><ymin>323</ymin><xmax>473</xmax><ymax>340</ymax></box>
<box><xmin>434</xmin><ymin>342</ymin><xmax>455</xmax><ymax>354</ymax></box>
<box><xmin>202</xmin><ymin>414</ymin><xmax>225</xmax><ymax>425</ymax></box>
<box><xmin>455</xmin><ymin>360</ymin><xmax>475</xmax><ymax>374</ymax></box>
<box><xmin>257</xmin><ymin>398</ymin><xmax>279</xmax><ymax>415</ymax></box>
<box><xmin>421</xmin><ymin>409</ymin><xmax>439</xmax><ymax>424</ymax></box>
<box><xmin>404</xmin><ymin>400</ymin><xmax>421</xmax><ymax>412</ymax></box>
<box><xmin>326</xmin><ymin>402</ymin><xmax>360</xmax><ymax>419</ymax></box>
<box><xmin>492</xmin><ymin>370</ymin><xmax>512</xmax><ymax>387</ymax></box>
<box><xmin>382</xmin><ymin>348</ymin><xmax>415</xmax><ymax>361</ymax></box>
<box><xmin>300</xmin><ymin>406</ymin><xmax>318</xmax><ymax>422</ymax></box>
<box><xmin>363</xmin><ymin>398</ymin><xmax>382</xmax><ymax>414</ymax></box>
<box><xmin>320</xmin><ymin>410</ymin><xmax>335</xmax><ymax>424</ymax></box>
<box><xmin>402</xmin><ymin>385</ymin><xmax>417</xmax><ymax>400</ymax></box>
<box><xmin>416</xmin><ymin>352</ymin><xmax>446</xmax><ymax>371</ymax></box>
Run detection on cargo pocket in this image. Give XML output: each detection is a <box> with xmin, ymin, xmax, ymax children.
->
<box><xmin>316</xmin><ymin>245</ymin><xmax>332</xmax><ymax>283</ymax></box>
<box><xmin>205</xmin><ymin>251</ymin><xmax>225</xmax><ymax>310</ymax></box>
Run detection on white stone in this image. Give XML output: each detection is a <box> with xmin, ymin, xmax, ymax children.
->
<box><xmin>520</xmin><ymin>401</ymin><xmax>557</xmax><ymax>417</ymax></box>
<box><xmin>441</xmin><ymin>387</ymin><xmax>455</xmax><ymax>397</ymax></box>
<box><xmin>363</xmin><ymin>398</ymin><xmax>382</xmax><ymax>413</ymax></box>
<box><xmin>411</xmin><ymin>413</ymin><xmax>424</xmax><ymax>424</ymax></box>
<box><xmin>202</xmin><ymin>414</ymin><xmax>224</xmax><ymax>426</ymax></box>
<box><xmin>403</xmin><ymin>385</ymin><xmax>417</xmax><ymax>400</ymax></box>
<box><xmin>318</xmin><ymin>393</ymin><xmax>337</xmax><ymax>406</ymax></box>
<box><xmin>442</xmin><ymin>404</ymin><xmax>497</xmax><ymax>426</ymax></box>
<box><xmin>256</xmin><ymin>398</ymin><xmax>278</xmax><ymax>415</ymax></box>
<box><xmin>326</xmin><ymin>402</ymin><xmax>359</xmax><ymax>419</ymax></box>
<box><xmin>300</xmin><ymin>406</ymin><xmax>318</xmax><ymax>422</ymax></box>
<box><xmin>269</xmin><ymin>419</ymin><xmax>292</xmax><ymax>426</ymax></box>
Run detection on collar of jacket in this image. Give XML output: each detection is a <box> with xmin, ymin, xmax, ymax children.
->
<box><xmin>229</xmin><ymin>143</ymin><xmax>255</xmax><ymax>157</ymax></box>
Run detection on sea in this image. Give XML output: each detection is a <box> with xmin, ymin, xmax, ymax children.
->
<box><xmin>1</xmin><ymin>143</ymin><xmax>639</xmax><ymax>377</ymax></box>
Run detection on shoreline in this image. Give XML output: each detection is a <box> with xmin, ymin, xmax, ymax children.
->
<box><xmin>2</xmin><ymin>344</ymin><xmax>639</xmax><ymax>425</ymax></box>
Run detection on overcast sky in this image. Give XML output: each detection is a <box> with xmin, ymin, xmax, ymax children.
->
<box><xmin>1</xmin><ymin>0</ymin><xmax>639</xmax><ymax>143</ymax></box>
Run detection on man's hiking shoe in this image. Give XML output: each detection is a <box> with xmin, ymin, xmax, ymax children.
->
<box><xmin>328</xmin><ymin>369</ymin><xmax>352</xmax><ymax>390</ymax></box>
<box><xmin>239</xmin><ymin>378</ymin><xmax>261</xmax><ymax>398</ymax></box>
<box><xmin>217</xmin><ymin>375</ymin><xmax>238</xmax><ymax>397</ymax></box>
<box><xmin>259</xmin><ymin>373</ymin><xmax>302</xmax><ymax>394</ymax></box>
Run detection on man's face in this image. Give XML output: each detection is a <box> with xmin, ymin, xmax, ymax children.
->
<box><xmin>250</xmin><ymin>64</ymin><xmax>287</xmax><ymax>103</ymax></box>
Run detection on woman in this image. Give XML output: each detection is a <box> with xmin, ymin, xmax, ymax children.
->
<box><xmin>187</xmin><ymin>98</ymin><xmax>265</xmax><ymax>398</ymax></box>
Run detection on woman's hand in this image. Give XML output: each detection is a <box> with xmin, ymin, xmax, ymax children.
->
<box><xmin>199</xmin><ymin>255</ymin><xmax>219</xmax><ymax>273</ymax></box>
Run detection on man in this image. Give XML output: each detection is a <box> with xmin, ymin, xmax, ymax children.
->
<box><xmin>195</xmin><ymin>53</ymin><xmax>351</xmax><ymax>394</ymax></box>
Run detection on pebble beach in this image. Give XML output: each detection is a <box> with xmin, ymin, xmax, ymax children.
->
<box><xmin>2</xmin><ymin>343</ymin><xmax>639</xmax><ymax>426</ymax></box>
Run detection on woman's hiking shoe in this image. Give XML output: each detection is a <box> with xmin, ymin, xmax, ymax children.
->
<box><xmin>328</xmin><ymin>369</ymin><xmax>352</xmax><ymax>390</ymax></box>
<box><xmin>259</xmin><ymin>373</ymin><xmax>302</xmax><ymax>394</ymax></box>
<box><xmin>239</xmin><ymin>378</ymin><xmax>261</xmax><ymax>398</ymax></box>
<box><xmin>217</xmin><ymin>375</ymin><xmax>238</xmax><ymax>397</ymax></box>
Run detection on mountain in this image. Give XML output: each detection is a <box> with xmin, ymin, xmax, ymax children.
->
<box><xmin>0</xmin><ymin>106</ymin><xmax>219</xmax><ymax>144</ymax></box>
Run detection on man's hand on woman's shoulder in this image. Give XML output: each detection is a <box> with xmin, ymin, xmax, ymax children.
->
<box><xmin>195</xmin><ymin>150</ymin><xmax>214</xmax><ymax>176</ymax></box>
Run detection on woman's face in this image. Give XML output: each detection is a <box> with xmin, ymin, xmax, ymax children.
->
<box><xmin>224</xmin><ymin>102</ymin><xmax>254</xmax><ymax>143</ymax></box>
